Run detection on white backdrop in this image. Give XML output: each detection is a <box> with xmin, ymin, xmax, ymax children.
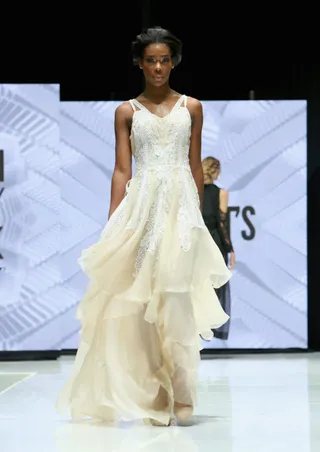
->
<box><xmin>0</xmin><ymin>84</ymin><xmax>60</xmax><ymax>351</ymax></box>
<box><xmin>0</xmin><ymin>84</ymin><xmax>307</xmax><ymax>351</ymax></box>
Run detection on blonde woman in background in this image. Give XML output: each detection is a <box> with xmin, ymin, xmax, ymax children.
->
<box><xmin>202</xmin><ymin>157</ymin><xmax>236</xmax><ymax>340</ymax></box>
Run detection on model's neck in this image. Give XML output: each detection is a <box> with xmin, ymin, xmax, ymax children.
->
<box><xmin>143</xmin><ymin>83</ymin><xmax>172</xmax><ymax>103</ymax></box>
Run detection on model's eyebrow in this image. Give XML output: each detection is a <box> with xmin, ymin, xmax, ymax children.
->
<box><xmin>145</xmin><ymin>54</ymin><xmax>170</xmax><ymax>57</ymax></box>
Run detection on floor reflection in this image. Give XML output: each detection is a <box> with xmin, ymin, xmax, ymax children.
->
<box><xmin>55</xmin><ymin>421</ymin><xmax>201</xmax><ymax>452</ymax></box>
<box><xmin>1</xmin><ymin>353</ymin><xmax>317</xmax><ymax>451</ymax></box>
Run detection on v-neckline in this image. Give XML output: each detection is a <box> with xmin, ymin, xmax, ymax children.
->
<box><xmin>131</xmin><ymin>95</ymin><xmax>185</xmax><ymax>120</ymax></box>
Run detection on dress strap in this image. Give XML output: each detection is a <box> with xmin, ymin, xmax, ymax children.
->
<box><xmin>130</xmin><ymin>99</ymin><xmax>146</xmax><ymax>111</ymax></box>
<box><xmin>129</xmin><ymin>99</ymin><xmax>137</xmax><ymax>111</ymax></box>
<box><xmin>183</xmin><ymin>95</ymin><xmax>188</xmax><ymax>107</ymax></box>
<box><xmin>169</xmin><ymin>94</ymin><xmax>186</xmax><ymax>113</ymax></box>
<box><xmin>130</xmin><ymin>95</ymin><xmax>186</xmax><ymax>115</ymax></box>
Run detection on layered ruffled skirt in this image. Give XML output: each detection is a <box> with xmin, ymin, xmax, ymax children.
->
<box><xmin>56</xmin><ymin>167</ymin><xmax>232</xmax><ymax>425</ymax></box>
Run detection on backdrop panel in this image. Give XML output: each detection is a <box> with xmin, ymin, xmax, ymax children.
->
<box><xmin>59</xmin><ymin>101</ymin><xmax>120</xmax><ymax>349</ymax></box>
<box><xmin>200</xmin><ymin>100</ymin><xmax>307</xmax><ymax>349</ymax></box>
<box><xmin>0</xmin><ymin>95</ymin><xmax>307</xmax><ymax>351</ymax></box>
<box><xmin>59</xmin><ymin>99</ymin><xmax>307</xmax><ymax>350</ymax></box>
<box><xmin>0</xmin><ymin>84</ymin><xmax>60</xmax><ymax>351</ymax></box>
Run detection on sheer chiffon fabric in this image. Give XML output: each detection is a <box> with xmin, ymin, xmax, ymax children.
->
<box><xmin>56</xmin><ymin>95</ymin><xmax>231</xmax><ymax>425</ymax></box>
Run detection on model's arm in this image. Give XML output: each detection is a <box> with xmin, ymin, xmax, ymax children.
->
<box><xmin>108</xmin><ymin>103</ymin><xmax>132</xmax><ymax>220</ymax></box>
<box><xmin>188</xmin><ymin>98</ymin><xmax>204</xmax><ymax>212</ymax></box>
<box><xmin>219</xmin><ymin>189</ymin><xmax>236</xmax><ymax>269</ymax></box>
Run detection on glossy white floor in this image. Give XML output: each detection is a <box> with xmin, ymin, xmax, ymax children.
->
<box><xmin>0</xmin><ymin>353</ymin><xmax>319</xmax><ymax>451</ymax></box>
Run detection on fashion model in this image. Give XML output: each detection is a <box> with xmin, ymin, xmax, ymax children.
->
<box><xmin>56</xmin><ymin>26</ymin><xmax>231</xmax><ymax>427</ymax></box>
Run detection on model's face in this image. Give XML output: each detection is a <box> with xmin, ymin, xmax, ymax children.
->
<box><xmin>140</xmin><ymin>43</ymin><xmax>173</xmax><ymax>87</ymax></box>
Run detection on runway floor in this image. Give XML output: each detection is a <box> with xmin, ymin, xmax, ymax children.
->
<box><xmin>0</xmin><ymin>352</ymin><xmax>319</xmax><ymax>451</ymax></box>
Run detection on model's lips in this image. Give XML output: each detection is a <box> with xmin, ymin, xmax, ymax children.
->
<box><xmin>154</xmin><ymin>76</ymin><xmax>163</xmax><ymax>80</ymax></box>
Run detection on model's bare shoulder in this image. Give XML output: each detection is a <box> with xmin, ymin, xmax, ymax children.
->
<box><xmin>186</xmin><ymin>96</ymin><xmax>203</xmax><ymax>120</ymax></box>
<box><xmin>185</xmin><ymin>97</ymin><xmax>203</xmax><ymax>127</ymax></box>
<box><xmin>186</xmin><ymin>96</ymin><xmax>202</xmax><ymax>111</ymax></box>
<box><xmin>115</xmin><ymin>101</ymin><xmax>134</xmax><ymax>119</ymax></box>
<box><xmin>114</xmin><ymin>101</ymin><xmax>135</xmax><ymax>132</ymax></box>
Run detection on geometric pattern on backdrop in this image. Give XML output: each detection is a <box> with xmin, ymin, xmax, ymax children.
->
<box><xmin>0</xmin><ymin>86</ymin><xmax>307</xmax><ymax>350</ymax></box>
<box><xmin>60</xmin><ymin>99</ymin><xmax>308</xmax><ymax>350</ymax></box>
<box><xmin>0</xmin><ymin>84</ymin><xmax>60</xmax><ymax>351</ymax></box>
<box><xmin>200</xmin><ymin>100</ymin><xmax>307</xmax><ymax>348</ymax></box>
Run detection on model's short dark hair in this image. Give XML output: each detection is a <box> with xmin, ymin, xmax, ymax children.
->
<box><xmin>132</xmin><ymin>26</ymin><xmax>182</xmax><ymax>67</ymax></box>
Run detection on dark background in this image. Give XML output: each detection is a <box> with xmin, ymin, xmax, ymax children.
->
<box><xmin>2</xmin><ymin>1</ymin><xmax>319</xmax><ymax>352</ymax></box>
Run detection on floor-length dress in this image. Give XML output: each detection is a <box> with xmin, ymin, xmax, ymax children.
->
<box><xmin>56</xmin><ymin>94</ymin><xmax>232</xmax><ymax>425</ymax></box>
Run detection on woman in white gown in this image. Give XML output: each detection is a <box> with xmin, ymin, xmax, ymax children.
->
<box><xmin>56</xmin><ymin>26</ymin><xmax>232</xmax><ymax>427</ymax></box>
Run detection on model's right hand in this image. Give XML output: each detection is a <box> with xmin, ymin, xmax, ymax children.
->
<box><xmin>229</xmin><ymin>251</ymin><xmax>236</xmax><ymax>270</ymax></box>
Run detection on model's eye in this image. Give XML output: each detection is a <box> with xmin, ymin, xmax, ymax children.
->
<box><xmin>144</xmin><ymin>57</ymin><xmax>171</xmax><ymax>65</ymax></box>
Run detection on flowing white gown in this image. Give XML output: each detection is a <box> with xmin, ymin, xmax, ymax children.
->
<box><xmin>56</xmin><ymin>94</ymin><xmax>232</xmax><ymax>425</ymax></box>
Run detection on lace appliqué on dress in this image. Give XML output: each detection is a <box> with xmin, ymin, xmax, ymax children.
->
<box><xmin>126</xmin><ymin>95</ymin><xmax>206</xmax><ymax>276</ymax></box>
